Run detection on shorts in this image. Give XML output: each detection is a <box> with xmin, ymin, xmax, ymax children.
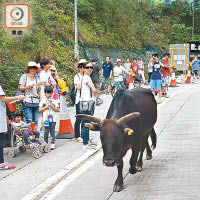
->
<box><xmin>101</xmin><ymin>77</ymin><xmax>111</xmax><ymax>85</ymax></box>
<box><xmin>114</xmin><ymin>81</ymin><xmax>125</xmax><ymax>88</ymax></box>
<box><xmin>151</xmin><ymin>79</ymin><xmax>162</xmax><ymax>91</ymax></box>
<box><xmin>162</xmin><ymin>76</ymin><xmax>170</xmax><ymax>87</ymax></box>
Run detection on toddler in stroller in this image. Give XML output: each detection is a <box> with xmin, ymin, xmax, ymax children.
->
<box><xmin>8</xmin><ymin>110</ymin><xmax>50</xmax><ymax>159</ymax></box>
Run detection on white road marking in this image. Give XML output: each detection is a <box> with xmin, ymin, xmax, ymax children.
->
<box><xmin>40</xmin><ymin>152</ymin><xmax>102</xmax><ymax>200</ymax></box>
<box><xmin>20</xmin><ymin>145</ymin><xmax>101</xmax><ymax>200</ymax></box>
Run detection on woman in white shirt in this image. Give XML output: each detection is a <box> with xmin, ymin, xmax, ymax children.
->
<box><xmin>19</xmin><ymin>61</ymin><xmax>41</xmax><ymax>129</ymax></box>
<box><xmin>73</xmin><ymin>59</ymin><xmax>85</xmax><ymax>142</ymax></box>
<box><xmin>78</xmin><ymin>62</ymin><xmax>97</xmax><ymax>150</ymax></box>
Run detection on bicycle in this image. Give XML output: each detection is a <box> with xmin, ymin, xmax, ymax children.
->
<box><xmin>111</xmin><ymin>81</ymin><xmax>128</xmax><ymax>97</ymax></box>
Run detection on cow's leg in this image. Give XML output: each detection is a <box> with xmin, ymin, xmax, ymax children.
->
<box><xmin>146</xmin><ymin>128</ymin><xmax>157</xmax><ymax>160</ymax></box>
<box><xmin>113</xmin><ymin>158</ymin><xmax>124</xmax><ymax>192</ymax></box>
<box><xmin>129</xmin><ymin>140</ymin><xmax>141</xmax><ymax>174</ymax></box>
<box><xmin>146</xmin><ymin>140</ymin><xmax>152</xmax><ymax>160</ymax></box>
<box><xmin>137</xmin><ymin>134</ymin><xmax>149</xmax><ymax>171</ymax></box>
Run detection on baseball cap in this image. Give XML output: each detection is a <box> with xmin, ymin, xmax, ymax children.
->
<box><xmin>116</xmin><ymin>59</ymin><xmax>122</xmax><ymax>63</ymax></box>
<box><xmin>86</xmin><ymin>62</ymin><xmax>93</xmax><ymax>67</ymax></box>
<box><xmin>50</xmin><ymin>65</ymin><xmax>57</xmax><ymax>71</ymax></box>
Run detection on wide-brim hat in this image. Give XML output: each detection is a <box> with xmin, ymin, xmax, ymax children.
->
<box><xmin>28</xmin><ymin>61</ymin><xmax>38</xmax><ymax>67</ymax></box>
<box><xmin>78</xmin><ymin>59</ymin><xmax>86</xmax><ymax>64</ymax></box>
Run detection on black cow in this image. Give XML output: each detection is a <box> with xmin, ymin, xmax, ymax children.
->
<box><xmin>77</xmin><ymin>88</ymin><xmax>157</xmax><ymax>192</ymax></box>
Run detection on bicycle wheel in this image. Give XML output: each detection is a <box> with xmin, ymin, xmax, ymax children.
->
<box><xmin>111</xmin><ymin>85</ymin><xmax>115</xmax><ymax>97</ymax></box>
<box><xmin>134</xmin><ymin>82</ymin><xmax>140</xmax><ymax>88</ymax></box>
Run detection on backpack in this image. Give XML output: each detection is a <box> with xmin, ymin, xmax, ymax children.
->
<box><xmin>70</xmin><ymin>74</ymin><xmax>80</xmax><ymax>105</ymax></box>
<box><xmin>69</xmin><ymin>86</ymin><xmax>77</xmax><ymax>105</ymax></box>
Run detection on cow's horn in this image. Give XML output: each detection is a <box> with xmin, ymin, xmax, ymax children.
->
<box><xmin>117</xmin><ymin>112</ymin><xmax>140</xmax><ymax>125</ymax></box>
<box><xmin>76</xmin><ymin>114</ymin><xmax>102</xmax><ymax>125</ymax></box>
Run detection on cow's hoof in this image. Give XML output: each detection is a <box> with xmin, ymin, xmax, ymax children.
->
<box><xmin>146</xmin><ymin>154</ymin><xmax>152</xmax><ymax>160</ymax></box>
<box><xmin>129</xmin><ymin>167</ymin><xmax>137</xmax><ymax>174</ymax></box>
<box><xmin>136</xmin><ymin>166</ymin><xmax>142</xmax><ymax>172</ymax></box>
<box><xmin>113</xmin><ymin>184</ymin><xmax>123</xmax><ymax>192</ymax></box>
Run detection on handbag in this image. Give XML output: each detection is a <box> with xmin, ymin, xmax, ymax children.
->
<box><xmin>15</xmin><ymin>75</ymin><xmax>27</xmax><ymax>103</ymax></box>
<box><xmin>23</xmin><ymin>96</ymin><xmax>39</xmax><ymax>107</ymax></box>
<box><xmin>77</xmin><ymin>75</ymin><xmax>95</xmax><ymax>115</ymax></box>
<box><xmin>77</xmin><ymin>100</ymin><xmax>95</xmax><ymax>115</ymax></box>
<box><xmin>70</xmin><ymin>74</ymin><xmax>80</xmax><ymax>105</ymax></box>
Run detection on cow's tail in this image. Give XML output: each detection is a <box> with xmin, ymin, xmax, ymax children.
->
<box><xmin>150</xmin><ymin>128</ymin><xmax>157</xmax><ymax>150</ymax></box>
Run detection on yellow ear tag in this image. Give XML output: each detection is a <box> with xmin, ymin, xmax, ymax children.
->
<box><xmin>128</xmin><ymin>130</ymin><xmax>133</xmax><ymax>136</ymax></box>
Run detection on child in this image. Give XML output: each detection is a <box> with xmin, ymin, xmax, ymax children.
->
<box><xmin>150</xmin><ymin>53</ymin><xmax>164</xmax><ymax>104</ymax></box>
<box><xmin>0</xmin><ymin>84</ymin><xmax>25</xmax><ymax>170</ymax></box>
<box><xmin>39</xmin><ymin>86</ymin><xmax>59</xmax><ymax>150</ymax></box>
<box><xmin>12</xmin><ymin>110</ymin><xmax>40</xmax><ymax>147</ymax></box>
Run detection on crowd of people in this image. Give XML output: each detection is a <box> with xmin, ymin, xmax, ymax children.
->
<box><xmin>0</xmin><ymin>58</ymin><xmax>60</xmax><ymax>169</ymax></box>
<box><xmin>0</xmin><ymin>53</ymin><xmax>199</xmax><ymax>170</ymax></box>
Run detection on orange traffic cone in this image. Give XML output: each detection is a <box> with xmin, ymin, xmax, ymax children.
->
<box><xmin>56</xmin><ymin>95</ymin><xmax>74</xmax><ymax>139</ymax></box>
<box><xmin>170</xmin><ymin>69</ymin><xmax>176</xmax><ymax>87</ymax></box>
<box><xmin>185</xmin><ymin>70</ymin><xmax>191</xmax><ymax>83</ymax></box>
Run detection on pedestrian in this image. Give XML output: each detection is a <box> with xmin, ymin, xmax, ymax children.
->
<box><xmin>0</xmin><ymin>84</ymin><xmax>25</xmax><ymax>170</ymax></box>
<box><xmin>138</xmin><ymin>58</ymin><xmax>146</xmax><ymax>84</ymax></box>
<box><xmin>50</xmin><ymin>65</ymin><xmax>59</xmax><ymax>100</ymax></box>
<box><xmin>148</xmin><ymin>57</ymin><xmax>153</xmax><ymax>84</ymax></box>
<box><xmin>79</xmin><ymin>62</ymin><xmax>98</xmax><ymax>150</ymax></box>
<box><xmin>124</xmin><ymin>58</ymin><xmax>131</xmax><ymax>73</ymax></box>
<box><xmin>74</xmin><ymin>59</ymin><xmax>86</xmax><ymax>143</ymax></box>
<box><xmin>191</xmin><ymin>55</ymin><xmax>200</xmax><ymax>79</ymax></box>
<box><xmin>11</xmin><ymin>110</ymin><xmax>40</xmax><ymax>147</ymax></box>
<box><xmin>161</xmin><ymin>53</ymin><xmax>171</xmax><ymax>98</ymax></box>
<box><xmin>39</xmin><ymin>86</ymin><xmax>59</xmax><ymax>150</ymax></box>
<box><xmin>150</xmin><ymin>53</ymin><xmax>164</xmax><ymax>104</ymax></box>
<box><xmin>113</xmin><ymin>59</ymin><xmax>128</xmax><ymax>94</ymax></box>
<box><xmin>130</xmin><ymin>58</ymin><xmax>140</xmax><ymax>83</ymax></box>
<box><xmin>39</xmin><ymin>58</ymin><xmax>56</xmax><ymax>99</ymax></box>
<box><xmin>101</xmin><ymin>56</ymin><xmax>113</xmax><ymax>94</ymax></box>
<box><xmin>19</xmin><ymin>61</ymin><xmax>41</xmax><ymax>132</ymax></box>
<box><xmin>90</xmin><ymin>59</ymin><xmax>101</xmax><ymax>89</ymax></box>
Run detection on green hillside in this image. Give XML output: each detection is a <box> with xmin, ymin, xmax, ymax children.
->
<box><xmin>0</xmin><ymin>0</ymin><xmax>200</xmax><ymax>95</ymax></box>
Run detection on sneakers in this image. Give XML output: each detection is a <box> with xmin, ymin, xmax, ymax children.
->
<box><xmin>50</xmin><ymin>143</ymin><xmax>56</xmax><ymax>150</ymax></box>
<box><xmin>83</xmin><ymin>141</ymin><xmax>97</xmax><ymax>151</ymax></box>
<box><xmin>88</xmin><ymin>139</ymin><xmax>97</xmax><ymax>146</ymax></box>
<box><xmin>0</xmin><ymin>163</ymin><xmax>16</xmax><ymax>170</ymax></box>
<box><xmin>164</xmin><ymin>93</ymin><xmax>170</xmax><ymax>98</ymax></box>
<box><xmin>75</xmin><ymin>137</ymin><xmax>83</xmax><ymax>143</ymax></box>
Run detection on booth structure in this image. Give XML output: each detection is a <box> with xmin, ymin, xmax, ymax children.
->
<box><xmin>170</xmin><ymin>42</ymin><xmax>200</xmax><ymax>74</ymax></box>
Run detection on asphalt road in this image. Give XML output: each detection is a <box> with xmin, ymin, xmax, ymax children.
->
<box><xmin>1</xmin><ymin>81</ymin><xmax>200</xmax><ymax>200</ymax></box>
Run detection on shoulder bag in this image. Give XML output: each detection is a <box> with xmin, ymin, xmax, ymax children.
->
<box><xmin>77</xmin><ymin>75</ymin><xmax>95</xmax><ymax>116</ymax></box>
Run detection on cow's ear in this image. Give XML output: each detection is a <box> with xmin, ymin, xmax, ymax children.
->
<box><xmin>85</xmin><ymin>123</ymin><xmax>100</xmax><ymax>131</ymax></box>
<box><xmin>124</xmin><ymin>127</ymin><xmax>134</xmax><ymax>136</ymax></box>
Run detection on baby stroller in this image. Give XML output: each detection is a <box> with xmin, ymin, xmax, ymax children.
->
<box><xmin>9</xmin><ymin>121</ymin><xmax>50</xmax><ymax>159</ymax></box>
<box><xmin>5</xmin><ymin>104</ymin><xmax>50</xmax><ymax>159</ymax></box>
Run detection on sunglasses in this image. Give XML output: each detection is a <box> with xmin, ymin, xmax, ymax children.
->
<box><xmin>28</xmin><ymin>66</ymin><xmax>37</xmax><ymax>69</ymax></box>
<box><xmin>84</xmin><ymin>66</ymin><xmax>93</xmax><ymax>69</ymax></box>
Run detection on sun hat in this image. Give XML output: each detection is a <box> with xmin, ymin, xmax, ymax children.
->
<box><xmin>28</xmin><ymin>61</ymin><xmax>38</xmax><ymax>67</ymax></box>
<box><xmin>78</xmin><ymin>59</ymin><xmax>87</xmax><ymax>64</ymax></box>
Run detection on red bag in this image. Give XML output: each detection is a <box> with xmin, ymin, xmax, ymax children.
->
<box><xmin>125</xmin><ymin>76</ymin><xmax>133</xmax><ymax>84</ymax></box>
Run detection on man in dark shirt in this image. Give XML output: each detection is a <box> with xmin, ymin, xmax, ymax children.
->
<box><xmin>90</xmin><ymin>59</ymin><xmax>101</xmax><ymax>88</ymax></box>
<box><xmin>101</xmin><ymin>56</ymin><xmax>113</xmax><ymax>93</ymax></box>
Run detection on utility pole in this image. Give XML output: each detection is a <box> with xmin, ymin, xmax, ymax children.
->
<box><xmin>192</xmin><ymin>0</ymin><xmax>197</xmax><ymax>38</ymax></box>
<box><xmin>74</xmin><ymin>0</ymin><xmax>79</xmax><ymax>61</ymax></box>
